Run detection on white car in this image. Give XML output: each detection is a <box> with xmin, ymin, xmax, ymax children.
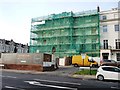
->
<box><xmin>96</xmin><ymin>66</ymin><xmax>120</xmax><ymax>81</ymax></box>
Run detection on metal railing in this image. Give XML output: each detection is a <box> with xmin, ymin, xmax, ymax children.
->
<box><xmin>100</xmin><ymin>46</ymin><xmax>120</xmax><ymax>50</ymax></box>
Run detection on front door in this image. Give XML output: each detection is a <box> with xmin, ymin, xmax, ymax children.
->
<box><xmin>102</xmin><ymin>53</ymin><xmax>109</xmax><ymax>59</ymax></box>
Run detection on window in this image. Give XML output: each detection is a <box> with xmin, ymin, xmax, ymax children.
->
<box><xmin>43</xmin><ymin>40</ymin><xmax>46</xmax><ymax>44</ymax></box>
<box><xmin>92</xmin><ymin>38</ymin><xmax>97</xmax><ymax>43</ymax></box>
<box><xmin>59</xmin><ymin>45</ymin><xmax>62</xmax><ymax>50</ymax></box>
<box><xmin>73</xmin><ymin>29</ymin><xmax>76</xmax><ymax>35</ymax></box>
<box><xmin>81</xmin><ymin>38</ymin><xmax>86</xmax><ymax>43</ymax></box>
<box><xmin>103</xmin><ymin>40</ymin><xmax>108</xmax><ymax>49</ymax></box>
<box><xmin>114</xmin><ymin>24</ymin><xmax>119</xmax><ymax>31</ymax></box>
<box><xmin>114</xmin><ymin>14</ymin><xmax>118</xmax><ymax>19</ymax></box>
<box><xmin>116</xmin><ymin>53</ymin><xmax>120</xmax><ymax>61</ymax></box>
<box><xmin>102</xmin><ymin>15</ymin><xmax>107</xmax><ymax>20</ymax></box>
<box><xmin>91</xmin><ymin>28</ymin><xmax>96</xmax><ymax>34</ymax></box>
<box><xmin>81</xmin><ymin>44</ymin><xmax>85</xmax><ymax>50</ymax></box>
<box><xmin>115</xmin><ymin>39</ymin><xmax>120</xmax><ymax>49</ymax></box>
<box><xmin>92</xmin><ymin>44</ymin><xmax>96</xmax><ymax>50</ymax></box>
<box><xmin>102</xmin><ymin>67</ymin><xmax>120</xmax><ymax>72</ymax></box>
<box><xmin>103</xmin><ymin>25</ymin><xmax>107</xmax><ymax>32</ymax></box>
<box><xmin>102</xmin><ymin>67</ymin><xmax>112</xmax><ymax>71</ymax></box>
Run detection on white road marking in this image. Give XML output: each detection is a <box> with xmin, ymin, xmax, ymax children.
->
<box><xmin>0</xmin><ymin>75</ymin><xmax>17</xmax><ymax>78</ymax></box>
<box><xmin>34</xmin><ymin>79</ymin><xmax>81</xmax><ymax>85</ymax></box>
<box><xmin>5</xmin><ymin>86</ymin><xmax>25</xmax><ymax>90</ymax></box>
<box><xmin>24</xmin><ymin>81</ymin><xmax>78</xmax><ymax>90</ymax></box>
<box><xmin>111</xmin><ymin>86</ymin><xmax>120</xmax><ymax>89</ymax></box>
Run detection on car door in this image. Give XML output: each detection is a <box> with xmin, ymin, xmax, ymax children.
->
<box><xmin>102</xmin><ymin>67</ymin><xmax>118</xmax><ymax>80</ymax></box>
<box><xmin>118</xmin><ymin>72</ymin><xmax>120</xmax><ymax>80</ymax></box>
<box><xmin>109</xmin><ymin>68</ymin><xmax>118</xmax><ymax>80</ymax></box>
<box><xmin>114</xmin><ymin>68</ymin><xmax>120</xmax><ymax>80</ymax></box>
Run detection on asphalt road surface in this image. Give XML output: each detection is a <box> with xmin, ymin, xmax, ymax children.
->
<box><xmin>0</xmin><ymin>66</ymin><xmax>120</xmax><ymax>90</ymax></box>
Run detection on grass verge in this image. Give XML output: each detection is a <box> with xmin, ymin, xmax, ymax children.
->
<box><xmin>75</xmin><ymin>69</ymin><xmax>97</xmax><ymax>75</ymax></box>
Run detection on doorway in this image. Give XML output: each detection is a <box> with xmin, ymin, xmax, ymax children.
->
<box><xmin>102</xmin><ymin>53</ymin><xmax>109</xmax><ymax>59</ymax></box>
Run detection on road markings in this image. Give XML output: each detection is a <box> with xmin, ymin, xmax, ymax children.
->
<box><xmin>111</xmin><ymin>86</ymin><xmax>120</xmax><ymax>89</ymax></box>
<box><xmin>24</xmin><ymin>81</ymin><xmax>78</xmax><ymax>90</ymax></box>
<box><xmin>34</xmin><ymin>79</ymin><xmax>81</xmax><ymax>85</ymax></box>
<box><xmin>0</xmin><ymin>75</ymin><xmax>17</xmax><ymax>78</ymax></box>
<box><xmin>5</xmin><ymin>86</ymin><xmax>25</xmax><ymax>90</ymax></box>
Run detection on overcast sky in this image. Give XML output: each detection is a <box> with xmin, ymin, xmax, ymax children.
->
<box><xmin>0</xmin><ymin>0</ymin><xmax>119</xmax><ymax>45</ymax></box>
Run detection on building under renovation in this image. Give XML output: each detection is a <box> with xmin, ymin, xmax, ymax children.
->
<box><xmin>30</xmin><ymin>9</ymin><xmax>100</xmax><ymax>58</ymax></box>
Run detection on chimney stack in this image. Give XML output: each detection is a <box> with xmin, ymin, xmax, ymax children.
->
<box><xmin>97</xmin><ymin>6</ymin><xmax>100</xmax><ymax>12</ymax></box>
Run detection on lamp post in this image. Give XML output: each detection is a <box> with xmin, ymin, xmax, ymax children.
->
<box><xmin>90</xmin><ymin>63</ymin><xmax>92</xmax><ymax>75</ymax></box>
<box><xmin>89</xmin><ymin>56</ymin><xmax>93</xmax><ymax>75</ymax></box>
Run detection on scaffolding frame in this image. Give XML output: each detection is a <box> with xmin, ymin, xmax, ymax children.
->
<box><xmin>30</xmin><ymin>10</ymin><xmax>100</xmax><ymax>57</ymax></box>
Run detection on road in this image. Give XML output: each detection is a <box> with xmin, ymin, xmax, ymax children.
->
<box><xmin>0</xmin><ymin>66</ymin><xmax>120</xmax><ymax>90</ymax></box>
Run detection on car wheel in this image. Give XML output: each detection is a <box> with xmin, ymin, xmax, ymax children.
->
<box><xmin>51</xmin><ymin>65</ymin><xmax>55</xmax><ymax>70</ymax></box>
<box><xmin>91</xmin><ymin>64</ymin><xmax>95</xmax><ymax>67</ymax></box>
<box><xmin>74</xmin><ymin>64</ymin><xmax>79</xmax><ymax>67</ymax></box>
<box><xmin>97</xmin><ymin>75</ymin><xmax>104</xmax><ymax>81</ymax></box>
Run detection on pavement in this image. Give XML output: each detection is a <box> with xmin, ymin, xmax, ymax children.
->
<box><xmin>0</xmin><ymin>66</ymin><xmax>96</xmax><ymax>80</ymax></box>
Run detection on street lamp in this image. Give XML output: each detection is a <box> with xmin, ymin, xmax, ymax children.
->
<box><xmin>89</xmin><ymin>57</ymin><xmax>94</xmax><ymax>75</ymax></box>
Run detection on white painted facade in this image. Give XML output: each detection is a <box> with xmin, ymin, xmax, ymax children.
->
<box><xmin>100</xmin><ymin>8</ymin><xmax>120</xmax><ymax>61</ymax></box>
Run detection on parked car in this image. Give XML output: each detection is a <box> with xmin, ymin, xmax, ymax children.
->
<box><xmin>100</xmin><ymin>59</ymin><xmax>120</xmax><ymax>67</ymax></box>
<box><xmin>96</xmin><ymin>66</ymin><xmax>120</xmax><ymax>81</ymax></box>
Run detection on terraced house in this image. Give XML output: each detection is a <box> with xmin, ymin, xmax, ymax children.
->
<box><xmin>100</xmin><ymin>8</ymin><xmax>120</xmax><ymax>61</ymax></box>
<box><xmin>0</xmin><ymin>39</ymin><xmax>29</xmax><ymax>53</ymax></box>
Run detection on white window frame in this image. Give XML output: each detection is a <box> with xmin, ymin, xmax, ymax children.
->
<box><xmin>115</xmin><ymin>39</ymin><xmax>120</xmax><ymax>49</ymax></box>
<box><xmin>116</xmin><ymin>53</ymin><xmax>120</xmax><ymax>61</ymax></box>
<box><xmin>103</xmin><ymin>40</ymin><xmax>108</xmax><ymax>49</ymax></box>
<box><xmin>114</xmin><ymin>24</ymin><xmax>119</xmax><ymax>31</ymax></box>
<box><xmin>103</xmin><ymin>25</ymin><xmax>107</xmax><ymax>32</ymax></box>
